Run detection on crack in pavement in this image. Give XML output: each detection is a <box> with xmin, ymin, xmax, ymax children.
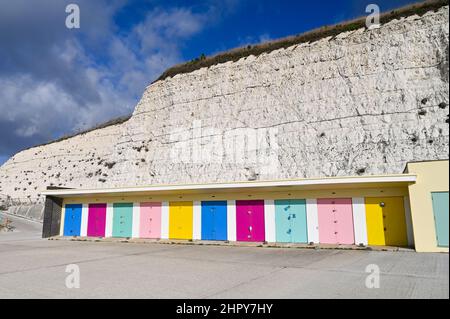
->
<box><xmin>0</xmin><ymin>245</ymin><xmax>176</xmax><ymax>276</ymax></box>
<box><xmin>1</xmin><ymin>239</ymin><xmax>445</xmax><ymax>280</ymax></box>
<box><xmin>201</xmin><ymin>266</ymin><xmax>288</xmax><ymax>299</ymax></box>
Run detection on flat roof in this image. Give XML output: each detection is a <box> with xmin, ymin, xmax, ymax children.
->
<box><xmin>40</xmin><ymin>174</ymin><xmax>417</xmax><ymax>198</ymax></box>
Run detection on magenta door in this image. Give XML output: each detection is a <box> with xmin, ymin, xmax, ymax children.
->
<box><xmin>139</xmin><ymin>202</ymin><xmax>162</xmax><ymax>239</ymax></box>
<box><xmin>236</xmin><ymin>200</ymin><xmax>265</xmax><ymax>242</ymax></box>
<box><xmin>317</xmin><ymin>198</ymin><xmax>354</xmax><ymax>244</ymax></box>
<box><xmin>87</xmin><ymin>203</ymin><xmax>106</xmax><ymax>237</ymax></box>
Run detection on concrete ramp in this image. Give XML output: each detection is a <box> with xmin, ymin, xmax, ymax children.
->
<box><xmin>7</xmin><ymin>204</ymin><xmax>44</xmax><ymax>222</ymax></box>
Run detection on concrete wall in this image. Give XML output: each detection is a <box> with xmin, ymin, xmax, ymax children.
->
<box><xmin>0</xmin><ymin>6</ymin><xmax>448</xmax><ymax>205</ymax></box>
<box><xmin>406</xmin><ymin>160</ymin><xmax>449</xmax><ymax>253</ymax></box>
<box><xmin>7</xmin><ymin>204</ymin><xmax>44</xmax><ymax>222</ymax></box>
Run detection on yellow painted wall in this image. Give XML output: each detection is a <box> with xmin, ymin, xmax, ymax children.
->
<box><xmin>406</xmin><ymin>160</ymin><xmax>449</xmax><ymax>253</ymax></box>
<box><xmin>61</xmin><ymin>186</ymin><xmax>409</xmax><ymax>205</ymax></box>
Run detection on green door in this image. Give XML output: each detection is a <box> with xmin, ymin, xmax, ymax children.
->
<box><xmin>432</xmin><ymin>192</ymin><xmax>449</xmax><ymax>247</ymax></box>
<box><xmin>112</xmin><ymin>203</ymin><xmax>133</xmax><ymax>238</ymax></box>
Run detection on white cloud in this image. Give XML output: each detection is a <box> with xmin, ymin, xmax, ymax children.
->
<box><xmin>237</xmin><ymin>33</ymin><xmax>273</xmax><ymax>47</ymax></box>
<box><xmin>0</xmin><ymin>2</ymin><xmax>215</xmax><ymax>159</ymax></box>
<box><xmin>258</xmin><ymin>33</ymin><xmax>272</xmax><ymax>43</ymax></box>
<box><xmin>116</xmin><ymin>7</ymin><xmax>209</xmax><ymax>83</ymax></box>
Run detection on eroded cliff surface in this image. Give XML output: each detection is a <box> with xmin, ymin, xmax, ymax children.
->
<box><xmin>1</xmin><ymin>6</ymin><xmax>448</xmax><ymax>204</ymax></box>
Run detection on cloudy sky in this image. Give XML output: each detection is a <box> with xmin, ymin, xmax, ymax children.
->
<box><xmin>0</xmin><ymin>0</ymin><xmax>417</xmax><ymax>165</ymax></box>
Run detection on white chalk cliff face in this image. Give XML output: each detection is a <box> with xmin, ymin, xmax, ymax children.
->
<box><xmin>1</xmin><ymin>7</ymin><xmax>449</xmax><ymax>204</ymax></box>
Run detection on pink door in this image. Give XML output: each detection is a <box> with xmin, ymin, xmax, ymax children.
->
<box><xmin>236</xmin><ymin>200</ymin><xmax>265</xmax><ymax>242</ymax></box>
<box><xmin>139</xmin><ymin>202</ymin><xmax>162</xmax><ymax>239</ymax></box>
<box><xmin>317</xmin><ymin>198</ymin><xmax>354</xmax><ymax>244</ymax></box>
<box><xmin>87</xmin><ymin>203</ymin><xmax>106</xmax><ymax>237</ymax></box>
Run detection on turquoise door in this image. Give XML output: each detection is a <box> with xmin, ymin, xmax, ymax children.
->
<box><xmin>275</xmin><ymin>199</ymin><xmax>308</xmax><ymax>243</ymax></box>
<box><xmin>112</xmin><ymin>203</ymin><xmax>133</xmax><ymax>238</ymax></box>
<box><xmin>432</xmin><ymin>192</ymin><xmax>449</xmax><ymax>247</ymax></box>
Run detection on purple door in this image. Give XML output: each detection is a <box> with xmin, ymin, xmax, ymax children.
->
<box><xmin>236</xmin><ymin>200</ymin><xmax>265</xmax><ymax>242</ymax></box>
<box><xmin>87</xmin><ymin>203</ymin><xmax>107</xmax><ymax>237</ymax></box>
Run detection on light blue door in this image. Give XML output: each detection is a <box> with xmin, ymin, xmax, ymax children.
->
<box><xmin>64</xmin><ymin>204</ymin><xmax>82</xmax><ymax>236</ymax></box>
<box><xmin>432</xmin><ymin>192</ymin><xmax>449</xmax><ymax>247</ymax></box>
<box><xmin>275</xmin><ymin>199</ymin><xmax>308</xmax><ymax>243</ymax></box>
<box><xmin>112</xmin><ymin>203</ymin><xmax>133</xmax><ymax>238</ymax></box>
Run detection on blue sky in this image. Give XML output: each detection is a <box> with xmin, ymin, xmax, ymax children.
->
<box><xmin>0</xmin><ymin>0</ymin><xmax>419</xmax><ymax>165</ymax></box>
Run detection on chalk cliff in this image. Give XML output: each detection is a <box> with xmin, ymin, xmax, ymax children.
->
<box><xmin>1</xmin><ymin>5</ymin><xmax>448</xmax><ymax>204</ymax></box>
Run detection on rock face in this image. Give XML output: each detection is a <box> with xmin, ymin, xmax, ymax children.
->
<box><xmin>1</xmin><ymin>7</ymin><xmax>449</xmax><ymax>204</ymax></box>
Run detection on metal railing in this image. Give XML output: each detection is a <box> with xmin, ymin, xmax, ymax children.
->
<box><xmin>0</xmin><ymin>195</ymin><xmax>44</xmax><ymax>222</ymax></box>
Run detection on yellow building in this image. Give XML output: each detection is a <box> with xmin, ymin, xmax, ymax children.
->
<box><xmin>405</xmin><ymin>160</ymin><xmax>449</xmax><ymax>253</ymax></box>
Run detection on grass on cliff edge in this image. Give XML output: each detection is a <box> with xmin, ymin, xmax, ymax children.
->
<box><xmin>154</xmin><ymin>0</ymin><xmax>448</xmax><ymax>83</ymax></box>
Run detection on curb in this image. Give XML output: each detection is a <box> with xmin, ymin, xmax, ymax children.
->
<box><xmin>48</xmin><ymin>236</ymin><xmax>415</xmax><ymax>252</ymax></box>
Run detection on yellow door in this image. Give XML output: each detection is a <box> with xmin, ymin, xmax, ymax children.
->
<box><xmin>365</xmin><ymin>197</ymin><xmax>386</xmax><ymax>245</ymax></box>
<box><xmin>169</xmin><ymin>201</ymin><xmax>193</xmax><ymax>239</ymax></box>
<box><xmin>365</xmin><ymin>197</ymin><xmax>408</xmax><ymax>247</ymax></box>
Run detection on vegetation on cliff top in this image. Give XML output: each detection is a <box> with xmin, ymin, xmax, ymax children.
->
<box><xmin>154</xmin><ymin>0</ymin><xmax>448</xmax><ymax>83</ymax></box>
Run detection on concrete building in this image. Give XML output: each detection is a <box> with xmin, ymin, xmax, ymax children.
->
<box><xmin>2</xmin><ymin>1</ymin><xmax>448</xmax><ymax>253</ymax></box>
<box><xmin>41</xmin><ymin>160</ymin><xmax>448</xmax><ymax>252</ymax></box>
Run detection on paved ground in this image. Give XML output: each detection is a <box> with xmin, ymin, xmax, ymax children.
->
<box><xmin>0</xmin><ymin>213</ymin><xmax>448</xmax><ymax>299</ymax></box>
